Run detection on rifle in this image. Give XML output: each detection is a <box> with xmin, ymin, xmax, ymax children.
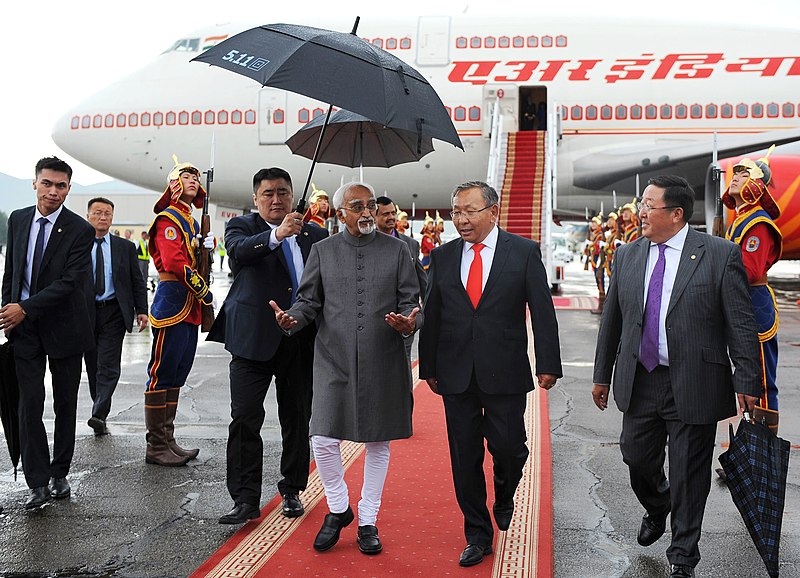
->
<box><xmin>198</xmin><ymin>138</ymin><xmax>215</xmax><ymax>332</ymax></box>
<box><xmin>710</xmin><ymin>132</ymin><xmax>725</xmax><ymax>237</ymax></box>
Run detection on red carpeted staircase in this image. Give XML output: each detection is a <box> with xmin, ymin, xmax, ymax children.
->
<box><xmin>499</xmin><ymin>131</ymin><xmax>546</xmax><ymax>241</ymax></box>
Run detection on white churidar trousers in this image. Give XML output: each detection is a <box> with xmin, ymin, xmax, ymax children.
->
<box><xmin>311</xmin><ymin>435</ymin><xmax>391</xmax><ymax>526</ymax></box>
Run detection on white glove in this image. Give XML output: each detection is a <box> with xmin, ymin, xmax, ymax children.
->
<box><xmin>202</xmin><ymin>231</ymin><xmax>216</xmax><ymax>250</ymax></box>
<box><xmin>598</xmin><ymin>241</ymin><xmax>607</xmax><ymax>248</ymax></box>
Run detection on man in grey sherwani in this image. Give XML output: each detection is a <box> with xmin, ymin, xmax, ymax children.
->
<box><xmin>271</xmin><ymin>181</ymin><xmax>421</xmax><ymax>556</ymax></box>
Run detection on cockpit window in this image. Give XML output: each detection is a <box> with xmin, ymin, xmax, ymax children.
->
<box><xmin>165</xmin><ymin>38</ymin><xmax>200</xmax><ymax>53</ymax></box>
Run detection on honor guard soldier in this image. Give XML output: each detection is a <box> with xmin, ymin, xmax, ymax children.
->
<box><xmin>420</xmin><ymin>212</ymin><xmax>436</xmax><ymax>271</ymax></box>
<box><xmin>588</xmin><ymin>215</ymin><xmax>606</xmax><ymax>314</ymax></box>
<box><xmin>722</xmin><ymin>146</ymin><xmax>782</xmax><ymax>432</ymax></box>
<box><xmin>620</xmin><ymin>202</ymin><xmax>640</xmax><ymax>244</ymax></box>
<box><xmin>395</xmin><ymin>207</ymin><xmax>410</xmax><ymax>236</ymax></box>
<box><xmin>603</xmin><ymin>212</ymin><xmax>621</xmax><ymax>279</ymax></box>
<box><xmin>434</xmin><ymin>211</ymin><xmax>445</xmax><ymax>246</ymax></box>
<box><xmin>302</xmin><ymin>185</ymin><xmax>331</xmax><ymax>229</ymax></box>
<box><xmin>144</xmin><ymin>157</ymin><xmax>216</xmax><ymax>466</ymax></box>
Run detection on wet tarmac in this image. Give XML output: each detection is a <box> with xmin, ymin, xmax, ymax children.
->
<box><xmin>0</xmin><ymin>262</ymin><xmax>798</xmax><ymax>577</ymax></box>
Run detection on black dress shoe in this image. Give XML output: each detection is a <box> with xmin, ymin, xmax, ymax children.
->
<box><xmin>458</xmin><ymin>544</ymin><xmax>492</xmax><ymax>567</ymax></box>
<box><xmin>357</xmin><ymin>525</ymin><xmax>382</xmax><ymax>555</ymax></box>
<box><xmin>88</xmin><ymin>416</ymin><xmax>109</xmax><ymax>436</ymax></box>
<box><xmin>493</xmin><ymin>497</ymin><xmax>515</xmax><ymax>531</ymax></box>
<box><xmin>281</xmin><ymin>493</ymin><xmax>304</xmax><ymax>518</ymax></box>
<box><xmin>637</xmin><ymin>508</ymin><xmax>669</xmax><ymax>546</ymax></box>
<box><xmin>49</xmin><ymin>477</ymin><xmax>71</xmax><ymax>499</ymax></box>
<box><xmin>670</xmin><ymin>563</ymin><xmax>695</xmax><ymax>577</ymax></box>
<box><xmin>25</xmin><ymin>487</ymin><xmax>51</xmax><ymax>510</ymax></box>
<box><xmin>313</xmin><ymin>506</ymin><xmax>354</xmax><ymax>552</ymax></box>
<box><xmin>218</xmin><ymin>502</ymin><xmax>260</xmax><ymax>524</ymax></box>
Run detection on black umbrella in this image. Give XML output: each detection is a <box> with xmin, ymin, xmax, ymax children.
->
<box><xmin>718</xmin><ymin>417</ymin><xmax>790</xmax><ymax>578</ymax></box>
<box><xmin>0</xmin><ymin>341</ymin><xmax>20</xmax><ymax>480</ymax></box>
<box><xmin>286</xmin><ymin>109</ymin><xmax>435</xmax><ymax>168</ymax></box>
<box><xmin>192</xmin><ymin>18</ymin><xmax>462</xmax><ymax>210</ymax></box>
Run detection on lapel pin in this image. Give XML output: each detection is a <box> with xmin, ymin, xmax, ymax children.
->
<box><xmin>58</xmin><ymin>228</ymin><xmax>63</xmax><ymax>233</ymax></box>
<box><xmin>690</xmin><ymin>254</ymin><xmax>696</xmax><ymax>260</ymax></box>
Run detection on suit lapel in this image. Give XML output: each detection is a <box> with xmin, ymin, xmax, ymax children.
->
<box><xmin>297</xmin><ymin>225</ymin><xmax>314</xmax><ymax>262</ymax></box>
<box><xmin>479</xmin><ymin>229</ymin><xmax>510</xmax><ymax>308</ymax></box>
<box><xmin>444</xmin><ymin>238</ymin><xmax>472</xmax><ymax>307</ymax></box>
<box><xmin>667</xmin><ymin>228</ymin><xmax>705</xmax><ymax>316</ymax></box>
<box><xmin>15</xmin><ymin>208</ymin><xmax>35</xmax><ymax>269</ymax></box>
<box><xmin>631</xmin><ymin>238</ymin><xmax>649</xmax><ymax>315</ymax></box>
<box><xmin>38</xmin><ymin>209</ymin><xmax>71</xmax><ymax>274</ymax></box>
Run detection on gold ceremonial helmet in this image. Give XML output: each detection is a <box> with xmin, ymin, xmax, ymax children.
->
<box><xmin>309</xmin><ymin>183</ymin><xmax>329</xmax><ymax>204</ymax></box>
<box><xmin>155</xmin><ymin>155</ymin><xmax>206</xmax><ymax>213</ymax></box>
<box><xmin>722</xmin><ymin>145</ymin><xmax>779</xmax><ymax>219</ymax></box>
<box><xmin>396</xmin><ymin>205</ymin><xmax>408</xmax><ymax>221</ymax></box>
<box><xmin>435</xmin><ymin>210</ymin><xmax>444</xmax><ymax>224</ymax></box>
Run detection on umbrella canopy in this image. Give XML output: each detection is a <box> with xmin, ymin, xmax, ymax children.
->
<box><xmin>286</xmin><ymin>109</ymin><xmax>436</xmax><ymax>168</ymax></box>
<box><xmin>0</xmin><ymin>341</ymin><xmax>20</xmax><ymax>479</ymax></box>
<box><xmin>718</xmin><ymin>418</ymin><xmax>790</xmax><ymax>578</ymax></box>
<box><xmin>192</xmin><ymin>22</ymin><xmax>462</xmax><ymax>150</ymax></box>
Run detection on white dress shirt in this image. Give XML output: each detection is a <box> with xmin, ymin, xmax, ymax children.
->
<box><xmin>21</xmin><ymin>205</ymin><xmax>63</xmax><ymax>300</ymax></box>
<box><xmin>642</xmin><ymin>223</ymin><xmax>689</xmax><ymax>367</ymax></box>
<box><xmin>268</xmin><ymin>226</ymin><xmax>304</xmax><ymax>280</ymax></box>
<box><xmin>460</xmin><ymin>225</ymin><xmax>498</xmax><ymax>291</ymax></box>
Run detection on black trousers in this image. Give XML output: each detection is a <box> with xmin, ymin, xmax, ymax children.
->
<box><xmin>620</xmin><ymin>364</ymin><xmax>716</xmax><ymax>568</ymax></box>
<box><xmin>84</xmin><ymin>300</ymin><xmax>127</xmax><ymax>421</ymax></box>
<box><xmin>442</xmin><ymin>372</ymin><xmax>528</xmax><ymax>546</ymax></box>
<box><xmin>13</xmin><ymin>318</ymin><xmax>83</xmax><ymax>489</ymax></box>
<box><xmin>226</xmin><ymin>336</ymin><xmax>313</xmax><ymax>506</ymax></box>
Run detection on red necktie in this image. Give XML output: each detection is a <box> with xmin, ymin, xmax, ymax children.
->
<box><xmin>466</xmin><ymin>243</ymin><xmax>485</xmax><ymax>308</ymax></box>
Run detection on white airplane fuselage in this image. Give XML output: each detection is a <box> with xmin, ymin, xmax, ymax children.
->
<box><xmin>52</xmin><ymin>16</ymin><xmax>800</xmax><ymax>216</ymax></box>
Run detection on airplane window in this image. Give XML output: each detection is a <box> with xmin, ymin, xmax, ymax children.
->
<box><xmin>720</xmin><ymin>104</ymin><xmax>733</xmax><ymax>118</ymax></box>
<box><xmin>245</xmin><ymin>110</ymin><xmax>256</xmax><ymax>124</ymax></box>
<box><xmin>705</xmin><ymin>104</ymin><xmax>717</xmax><ymax>118</ymax></box>
<box><xmin>373</xmin><ymin>38</ymin><xmax>384</xmax><ymax>48</ymax></box>
<box><xmin>513</xmin><ymin>36</ymin><xmax>524</xmax><ymax>48</ymax></box>
<box><xmin>129</xmin><ymin>113</ymin><xmax>138</xmax><ymax>127</ymax></box>
<box><xmin>470</xmin><ymin>37</ymin><xmax>482</xmax><ymax>49</ymax></box>
<box><xmin>485</xmin><ymin>37</ymin><xmax>496</xmax><ymax>48</ymax></box>
<box><xmin>527</xmin><ymin>36</ymin><xmax>538</xmax><ymax>48</ymax></box>
<box><xmin>469</xmin><ymin>106</ymin><xmax>481</xmax><ymax>121</ymax></box>
<box><xmin>82</xmin><ymin>115</ymin><xmax>91</xmax><ymax>129</ymax></box>
<box><xmin>600</xmin><ymin>105</ymin><xmax>612</xmax><ymax>120</ymax></box>
<box><xmin>105</xmin><ymin>114</ymin><xmax>114</xmax><ymax>128</ymax></box>
<box><xmin>645</xmin><ymin>105</ymin><xmax>657</xmax><ymax>119</ymax></box>
<box><xmin>218</xmin><ymin>110</ymin><xmax>228</xmax><ymax>124</ymax></box>
<box><xmin>783</xmin><ymin>103</ymin><xmax>795</xmax><ymax>117</ymax></box>
<box><xmin>456</xmin><ymin>37</ymin><xmax>468</xmax><ymax>49</ymax></box>
<box><xmin>570</xmin><ymin>105</ymin><xmax>582</xmax><ymax>120</ymax></box>
<box><xmin>167</xmin><ymin>38</ymin><xmax>200</xmax><ymax>53</ymax></box>
<box><xmin>766</xmin><ymin>103</ymin><xmax>779</xmax><ymax>118</ymax></box>
<box><xmin>387</xmin><ymin>38</ymin><xmax>398</xmax><ymax>50</ymax></box>
<box><xmin>192</xmin><ymin>111</ymin><xmax>202</xmax><ymax>125</ymax></box>
<box><xmin>675</xmin><ymin>104</ymin><xmax>687</xmax><ymax>119</ymax></box>
<box><xmin>751</xmin><ymin>103</ymin><xmax>763</xmax><ymax>118</ymax></box>
<box><xmin>630</xmin><ymin>105</ymin><xmax>642</xmax><ymax>120</ymax></box>
<box><xmin>116</xmin><ymin>114</ymin><xmax>126</xmax><ymax>128</ymax></box>
<box><xmin>231</xmin><ymin>110</ymin><xmax>242</xmax><ymax>124</ymax></box>
<box><xmin>205</xmin><ymin>110</ymin><xmax>215</xmax><ymax>124</ymax></box>
<box><xmin>141</xmin><ymin>112</ymin><xmax>151</xmax><ymax>126</ymax></box>
<box><xmin>167</xmin><ymin>112</ymin><xmax>177</xmax><ymax>125</ymax></box>
<box><xmin>445</xmin><ymin>106</ymin><xmax>452</xmax><ymax>117</ymax></box>
<box><xmin>153</xmin><ymin>112</ymin><xmax>164</xmax><ymax>126</ymax></box>
<box><xmin>690</xmin><ymin>104</ymin><xmax>702</xmax><ymax>119</ymax></box>
<box><xmin>71</xmin><ymin>116</ymin><xmax>80</xmax><ymax>130</ymax></box>
<box><xmin>542</xmin><ymin>36</ymin><xmax>553</xmax><ymax>47</ymax></box>
<box><xmin>400</xmin><ymin>37</ymin><xmax>411</xmax><ymax>49</ymax></box>
<box><xmin>454</xmin><ymin>106</ymin><xmax>466</xmax><ymax>121</ymax></box>
<box><xmin>660</xmin><ymin>105</ymin><xmax>672</xmax><ymax>119</ymax></box>
<box><xmin>499</xmin><ymin>36</ymin><xmax>510</xmax><ymax>48</ymax></box>
<box><xmin>92</xmin><ymin>115</ymin><xmax>101</xmax><ymax>128</ymax></box>
<box><xmin>736</xmin><ymin>103</ymin><xmax>748</xmax><ymax>118</ymax></box>
<box><xmin>586</xmin><ymin>105</ymin><xmax>597</xmax><ymax>120</ymax></box>
<box><xmin>560</xmin><ymin>105</ymin><xmax>567</xmax><ymax>120</ymax></box>
<box><xmin>298</xmin><ymin>109</ymin><xmax>310</xmax><ymax>124</ymax></box>
<box><xmin>313</xmin><ymin>108</ymin><xmax>325</xmax><ymax>119</ymax></box>
<box><xmin>615</xmin><ymin>105</ymin><xmax>627</xmax><ymax>120</ymax></box>
<box><xmin>273</xmin><ymin>109</ymin><xmax>284</xmax><ymax>124</ymax></box>
<box><xmin>556</xmin><ymin>35</ymin><xmax>568</xmax><ymax>47</ymax></box>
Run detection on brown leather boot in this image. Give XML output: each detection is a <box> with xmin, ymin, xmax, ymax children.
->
<box><xmin>165</xmin><ymin>388</ymin><xmax>199</xmax><ymax>460</ymax></box>
<box><xmin>145</xmin><ymin>390</ymin><xmax>190</xmax><ymax>467</ymax></box>
<box><xmin>753</xmin><ymin>406</ymin><xmax>779</xmax><ymax>434</ymax></box>
<box><xmin>591</xmin><ymin>294</ymin><xmax>605</xmax><ymax>315</ymax></box>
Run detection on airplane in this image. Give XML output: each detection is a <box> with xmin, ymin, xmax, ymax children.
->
<box><xmin>51</xmin><ymin>15</ymin><xmax>800</xmax><ymax>252</ymax></box>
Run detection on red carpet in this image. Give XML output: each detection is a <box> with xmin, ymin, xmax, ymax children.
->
<box><xmin>499</xmin><ymin>131</ymin><xmax>546</xmax><ymax>241</ymax></box>
<box><xmin>193</xmin><ymin>358</ymin><xmax>554</xmax><ymax>578</ymax></box>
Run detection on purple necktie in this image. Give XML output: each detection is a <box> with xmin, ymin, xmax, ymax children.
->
<box><xmin>640</xmin><ymin>244</ymin><xmax>667</xmax><ymax>372</ymax></box>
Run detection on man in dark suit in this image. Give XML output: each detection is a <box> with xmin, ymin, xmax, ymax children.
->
<box><xmin>83</xmin><ymin>197</ymin><xmax>149</xmax><ymax>436</ymax></box>
<box><xmin>208</xmin><ymin>167</ymin><xmax>328</xmax><ymax>524</ymax></box>
<box><xmin>592</xmin><ymin>175</ymin><xmax>762</xmax><ymax>578</ymax></box>
<box><xmin>419</xmin><ymin>181</ymin><xmax>562</xmax><ymax>567</ymax></box>
<box><xmin>0</xmin><ymin>156</ymin><xmax>95</xmax><ymax>509</ymax></box>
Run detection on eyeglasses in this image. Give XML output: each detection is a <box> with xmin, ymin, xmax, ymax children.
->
<box><xmin>450</xmin><ymin>204</ymin><xmax>494</xmax><ymax>220</ymax></box>
<box><xmin>89</xmin><ymin>210</ymin><xmax>113</xmax><ymax>218</ymax></box>
<box><xmin>636</xmin><ymin>202</ymin><xmax>679</xmax><ymax>213</ymax></box>
<box><xmin>341</xmin><ymin>201</ymin><xmax>378</xmax><ymax>213</ymax></box>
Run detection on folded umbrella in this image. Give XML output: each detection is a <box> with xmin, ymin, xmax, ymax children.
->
<box><xmin>0</xmin><ymin>341</ymin><xmax>20</xmax><ymax>480</ymax></box>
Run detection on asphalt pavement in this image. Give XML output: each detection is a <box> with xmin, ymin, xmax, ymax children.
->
<box><xmin>0</xmin><ymin>262</ymin><xmax>797</xmax><ymax>577</ymax></box>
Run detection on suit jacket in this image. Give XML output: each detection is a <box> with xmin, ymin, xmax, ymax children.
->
<box><xmin>207</xmin><ymin>212</ymin><xmax>328</xmax><ymax>362</ymax></box>
<box><xmin>593</xmin><ymin>227</ymin><xmax>762</xmax><ymax>424</ymax></box>
<box><xmin>395</xmin><ymin>232</ymin><xmax>427</xmax><ymax>301</ymax></box>
<box><xmin>2</xmin><ymin>206</ymin><xmax>95</xmax><ymax>358</ymax></box>
<box><xmin>419</xmin><ymin>228</ymin><xmax>562</xmax><ymax>395</ymax></box>
<box><xmin>85</xmin><ymin>234</ymin><xmax>149</xmax><ymax>331</ymax></box>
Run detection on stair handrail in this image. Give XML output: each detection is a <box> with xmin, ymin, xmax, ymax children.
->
<box><xmin>486</xmin><ymin>98</ymin><xmax>504</xmax><ymax>193</ymax></box>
